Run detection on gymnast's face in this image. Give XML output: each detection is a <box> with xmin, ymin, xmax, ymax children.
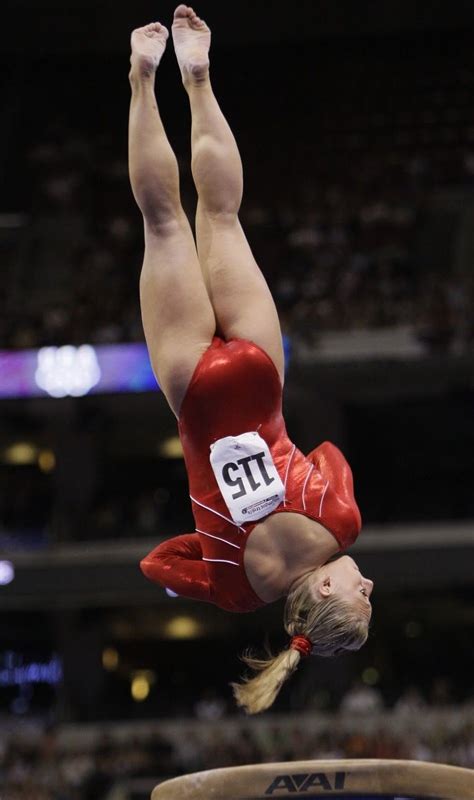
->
<box><xmin>316</xmin><ymin>555</ymin><xmax>374</xmax><ymax>619</ymax></box>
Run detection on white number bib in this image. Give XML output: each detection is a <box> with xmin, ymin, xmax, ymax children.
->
<box><xmin>210</xmin><ymin>431</ymin><xmax>285</xmax><ymax>525</ymax></box>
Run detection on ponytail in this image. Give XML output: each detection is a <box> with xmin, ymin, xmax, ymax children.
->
<box><xmin>231</xmin><ymin>574</ymin><xmax>369</xmax><ymax>714</ymax></box>
<box><xmin>231</xmin><ymin>648</ymin><xmax>301</xmax><ymax>715</ymax></box>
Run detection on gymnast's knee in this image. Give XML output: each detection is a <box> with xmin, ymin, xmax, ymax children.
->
<box><xmin>143</xmin><ymin>210</ymin><xmax>189</xmax><ymax>241</ymax></box>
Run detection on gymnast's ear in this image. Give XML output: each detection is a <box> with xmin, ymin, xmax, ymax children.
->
<box><xmin>318</xmin><ymin>575</ymin><xmax>333</xmax><ymax>598</ymax></box>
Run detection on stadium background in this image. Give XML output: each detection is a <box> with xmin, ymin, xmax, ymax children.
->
<box><xmin>0</xmin><ymin>1</ymin><xmax>473</xmax><ymax>797</ymax></box>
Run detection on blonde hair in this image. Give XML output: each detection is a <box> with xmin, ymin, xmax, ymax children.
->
<box><xmin>231</xmin><ymin>574</ymin><xmax>369</xmax><ymax>714</ymax></box>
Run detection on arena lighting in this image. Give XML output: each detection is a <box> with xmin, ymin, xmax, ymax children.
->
<box><xmin>164</xmin><ymin>615</ymin><xmax>202</xmax><ymax>639</ymax></box>
<box><xmin>0</xmin><ymin>561</ymin><xmax>14</xmax><ymax>585</ymax></box>
<box><xmin>159</xmin><ymin>435</ymin><xmax>183</xmax><ymax>458</ymax></box>
<box><xmin>102</xmin><ymin>647</ymin><xmax>119</xmax><ymax>671</ymax></box>
<box><xmin>130</xmin><ymin>669</ymin><xmax>156</xmax><ymax>702</ymax></box>
<box><xmin>38</xmin><ymin>449</ymin><xmax>56</xmax><ymax>473</ymax></box>
<box><xmin>3</xmin><ymin>442</ymin><xmax>38</xmax><ymax>465</ymax></box>
<box><xmin>131</xmin><ymin>675</ymin><xmax>150</xmax><ymax>701</ymax></box>
<box><xmin>35</xmin><ymin>345</ymin><xmax>101</xmax><ymax>397</ymax></box>
<box><xmin>1</xmin><ymin>343</ymin><xmax>158</xmax><ymax>398</ymax></box>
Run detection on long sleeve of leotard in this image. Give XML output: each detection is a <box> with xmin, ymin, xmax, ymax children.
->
<box><xmin>306</xmin><ymin>440</ymin><xmax>362</xmax><ymax>545</ymax></box>
<box><xmin>307</xmin><ymin>441</ymin><xmax>357</xmax><ymax>505</ymax></box>
<box><xmin>140</xmin><ymin>534</ymin><xmax>212</xmax><ymax>603</ymax></box>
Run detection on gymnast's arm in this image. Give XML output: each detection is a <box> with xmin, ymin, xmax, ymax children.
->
<box><xmin>140</xmin><ymin>534</ymin><xmax>212</xmax><ymax>603</ymax></box>
<box><xmin>307</xmin><ymin>440</ymin><xmax>356</xmax><ymax>495</ymax></box>
<box><xmin>307</xmin><ymin>440</ymin><xmax>362</xmax><ymax>539</ymax></box>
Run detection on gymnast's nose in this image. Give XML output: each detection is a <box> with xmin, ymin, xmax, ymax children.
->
<box><xmin>364</xmin><ymin>577</ymin><xmax>374</xmax><ymax>597</ymax></box>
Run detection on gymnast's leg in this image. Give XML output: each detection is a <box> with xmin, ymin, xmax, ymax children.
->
<box><xmin>172</xmin><ymin>5</ymin><xmax>285</xmax><ymax>384</ymax></box>
<box><xmin>128</xmin><ymin>21</ymin><xmax>215</xmax><ymax>416</ymax></box>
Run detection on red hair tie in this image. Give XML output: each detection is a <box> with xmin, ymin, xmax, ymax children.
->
<box><xmin>290</xmin><ymin>634</ymin><xmax>312</xmax><ymax>658</ymax></box>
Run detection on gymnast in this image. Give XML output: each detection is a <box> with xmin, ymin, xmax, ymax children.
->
<box><xmin>129</xmin><ymin>5</ymin><xmax>374</xmax><ymax>714</ymax></box>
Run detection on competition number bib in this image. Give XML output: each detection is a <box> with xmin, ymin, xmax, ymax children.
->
<box><xmin>210</xmin><ymin>431</ymin><xmax>285</xmax><ymax>525</ymax></box>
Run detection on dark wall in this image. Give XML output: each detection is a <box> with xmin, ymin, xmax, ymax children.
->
<box><xmin>2</xmin><ymin>0</ymin><xmax>474</xmax><ymax>54</ymax></box>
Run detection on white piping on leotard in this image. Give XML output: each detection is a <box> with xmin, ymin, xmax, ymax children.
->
<box><xmin>301</xmin><ymin>464</ymin><xmax>314</xmax><ymax>511</ymax></box>
<box><xmin>282</xmin><ymin>444</ymin><xmax>296</xmax><ymax>506</ymax></box>
<box><xmin>202</xmin><ymin>557</ymin><xmax>239</xmax><ymax>566</ymax></box>
<box><xmin>190</xmin><ymin>495</ymin><xmax>245</xmax><ymax>532</ymax></box>
<box><xmin>318</xmin><ymin>480</ymin><xmax>330</xmax><ymax>518</ymax></box>
<box><xmin>195</xmin><ymin>528</ymin><xmax>241</xmax><ymax>549</ymax></box>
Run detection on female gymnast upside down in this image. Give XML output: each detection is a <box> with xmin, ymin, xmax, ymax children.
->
<box><xmin>129</xmin><ymin>5</ymin><xmax>374</xmax><ymax>714</ymax></box>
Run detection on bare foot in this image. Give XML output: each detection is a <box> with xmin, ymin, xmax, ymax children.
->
<box><xmin>172</xmin><ymin>5</ymin><xmax>211</xmax><ymax>85</ymax></box>
<box><xmin>130</xmin><ymin>22</ymin><xmax>169</xmax><ymax>81</ymax></box>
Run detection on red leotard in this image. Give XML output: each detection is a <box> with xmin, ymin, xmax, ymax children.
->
<box><xmin>141</xmin><ymin>338</ymin><xmax>362</xmax><ymax>612</ymax></box>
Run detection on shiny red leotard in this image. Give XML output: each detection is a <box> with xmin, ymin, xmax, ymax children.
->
<box><xmin>141</xmin><ymin>338</ymin><xmax>362</xmax><ymax>612</ymax></box>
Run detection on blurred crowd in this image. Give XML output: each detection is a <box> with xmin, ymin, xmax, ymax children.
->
<box><xmin>0</xmin><ymin>441</ymin><xmax>190</xmax><ymax>547</ymax></box>
<box><xmin>2</xmin><ymin>38</ymin><xmax>474</xmax><ymax>356</ymax></box>
<box><xmin>3</xmin><ymin>135</ymin><xmax>474</xmax><ymax>357</ymax></box>
<box><xmin>1</xmin><ymin>692</ymin><xmax>473</xmax><ymax>800</ymax></box>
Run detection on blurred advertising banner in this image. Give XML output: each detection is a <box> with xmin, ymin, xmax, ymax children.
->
<box><xmin>0</xmin><ymin>343</ymin><xmax>159</xmax><ymax>398</ymax></box>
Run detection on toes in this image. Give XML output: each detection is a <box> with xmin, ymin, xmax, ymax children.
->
<box><xmin>142</xmin><ymin>22</ymin><xmax>169</xmax><ymax>38</ymax></box>
<box><xmin>131</xmin><ymin>23</ymin><xmax>168</xmax><ymax>44</ymax></box>
<box><xmin>172</xmin><ymin>4</ymin><xmax>208</xmax><ymax>31</ymax></box>
<box><xmin>191</xmin><ymin>12</ymin><xmax>207</xmax><ymax>29</ymax></box>
<box><xmin>174</xmin><ymin>4</ymin><xmax>191</xmax><ymax>19</ymax></box>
